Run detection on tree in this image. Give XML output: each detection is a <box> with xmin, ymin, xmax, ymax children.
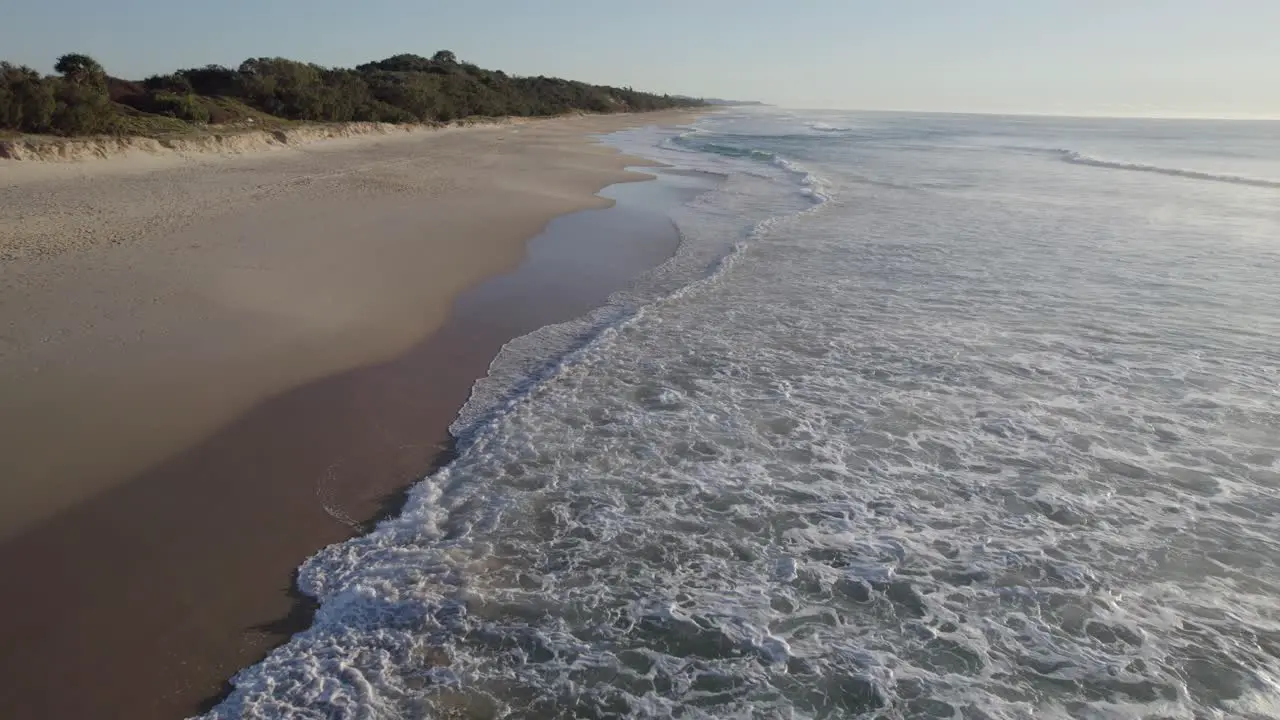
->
<box><xmin>179</xmin><ymin>65</ymin><xmax>239</xmax><ymax>96</ymax></box>
<box><xmin>48</xmin><ymin>53</ymin><xmax>112</xmax><ymax>134</ymax></box>
<box><xmin>1</xmin><ymin>49</ymin><xmax>704</xmax><ymax>137</ymax></box>
<box><xmin>144</xmin><ymin>73</ymin><xmax>194</xmax><ymax>94</ymax></box>
<box><xmin>50</xmin><ymin>81</ymin><xmax>115</xmax><ymax>135</ymax></box>
<box><xmin>236</xmin><ymin>57</ymin><xmax>330</xmax><ymax>119</ymax></box>
<box><xmin>53</xmin><ymin>53</ymin><xmax>106</xmax><ymax>87</ymax></box>
<box><xmin>0</xmin><ymin>63</ymin><xmax>57</xmax><ymax>132</ymax></box>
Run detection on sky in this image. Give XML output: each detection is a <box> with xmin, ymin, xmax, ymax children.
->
<box><xmin>3</xmin><ymin>0</ymin><xmax>1279</xmax><ymax>118</ymax></box>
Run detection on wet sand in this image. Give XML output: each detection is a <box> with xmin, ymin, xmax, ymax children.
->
<box><xmin>0</xmin><ymin>116</ymin><xmax>711</xmax><ymax>719</ymax></box>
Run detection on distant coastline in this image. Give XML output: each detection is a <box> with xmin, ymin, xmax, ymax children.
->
<box><xmin>0</xmin><ymin>50</ymin><xmax>703</xmax><ymax>141</ymax></box>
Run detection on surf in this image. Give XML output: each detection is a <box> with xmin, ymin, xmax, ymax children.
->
<box><xmin>1057</xmin><ymin>148</ymin><xmax>1280</xmax><ymax>188</ymax></box>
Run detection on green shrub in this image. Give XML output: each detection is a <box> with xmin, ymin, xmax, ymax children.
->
<box><xmin>50</xmin><ymin>80</ymin><xmax>114</xmax><ymax>135</ymax></box>
<box><xmin>146</xmin><ymin>91</ymin><xmax>211</xmax><ymax>124</ymax></box>
<box><xmin>111</xmin><ymin>105</ymin><xmax>194</xmax><ymax>136</ymax></box>
<box><xmin>0</xmin><ymin>63</ymin><xmax>56</xmax><ymax>132</ymax></box>
<box><xmin>143</xmin><ymin>73</ymin><xmax>194</xmax><ymax>94</ymax></box>
<box><xmin>354</xmin><ymin>100</ymin><xmax>416</xmax><ymax>123</ymax></box>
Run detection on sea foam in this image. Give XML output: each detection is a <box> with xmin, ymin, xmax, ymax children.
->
<box><xmin>206</xmin><ymin>107</ymin><xmax>1280</xmax><ymax>720</ymax></box>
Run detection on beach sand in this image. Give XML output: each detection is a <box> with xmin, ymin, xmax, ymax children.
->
<box><xmin>0</xmin><ymin>111</ymin><xmax>704</xmax><ymax>719</ymax></box>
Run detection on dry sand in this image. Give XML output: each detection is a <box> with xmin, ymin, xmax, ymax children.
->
<box><xmin>0</xmin><ymin>111</ymin><xmax>693</xmax><ymax>540</ymax></box>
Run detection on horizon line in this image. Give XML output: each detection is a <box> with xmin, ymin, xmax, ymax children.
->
<box><xmin>769</xmin><ymin>105</ymin><xmax>1280</xmax><ymax>122</ymax></box>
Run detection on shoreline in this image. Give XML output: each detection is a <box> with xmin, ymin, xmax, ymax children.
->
<box><xmin>0</xmin><ymin>112</ymin><xmax>709</xmax><ymax>719</ymax></box>
<box><xmin>202</xmin><ymin>168</ymin><xmax>719</xmax><ymax>715</ymax></box>
<box><xmin>0</xmin><ymin>111</ymin><xmax>696</xmax><ymax>538</ymax></box>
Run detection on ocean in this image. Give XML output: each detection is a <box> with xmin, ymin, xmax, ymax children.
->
<box><xmin>207</xmin><ymin>109</ymin><xmax>1280</xmax><ymax>719</ymax></box>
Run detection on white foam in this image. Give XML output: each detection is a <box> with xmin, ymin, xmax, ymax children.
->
<box><xmin>806</xmin><ymin>121</ymin><xmax>853</xmax><ymax>133</ymax></box>
<box><xmin>204</xmin><ymin>109</ymin><xmax>1280</xmax><ymax>720</ymax></box>
<box><xmin>1058</xmin><ymin>149</ymin><xmax>1280</xmax><ymax>188</ymax></box>
<box><xmin>452</xmin><ymin>124</ymin><xmax>828</xmax><ymax>441</ymax></box>
<box><xmin>772</xmin><ymin>155</ymin><xmax>834</xmax><ymax>204</ymax></box>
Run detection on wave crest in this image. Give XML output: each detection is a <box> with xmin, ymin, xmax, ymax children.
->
<box><xmin>806</xmin><ymin>122</ymin><xmax>853</xmax><ymax>133</ymax></box>
<box><xmin>1058</xmin><ymin>149</ymin><xmax>1280</xmax><ymax>189</ymax></box>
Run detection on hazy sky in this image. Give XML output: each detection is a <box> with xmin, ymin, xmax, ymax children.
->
<box><xmin>3</xmin><ymin>0</ymin><xmax>1278</xmax><ymax>117</ymax></box>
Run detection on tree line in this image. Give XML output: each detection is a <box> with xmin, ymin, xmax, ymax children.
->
<box><xmin>0</xmin><ymin>51</ymin><xmax>703</xmax><ymax>136</ymax></box>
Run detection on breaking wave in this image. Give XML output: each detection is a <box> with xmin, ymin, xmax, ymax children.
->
<box><xmin>669</xmin><ymin>130</ymin><xmax>833</xmax><ymax>204</ymax></box>
<box><xmin>1058</xmin><ymin>149</ymin><xmax>1280</xmax><ymax>188</ymax></box>
<box><xmin>806</xmin><ymin>122</ymin><xmax>854</xmax><ymax>133</ymax></box>
<box><xmin>455</xmin><ymin>129</ymin><xmax>834</xmax><ymax>442</ymax></box>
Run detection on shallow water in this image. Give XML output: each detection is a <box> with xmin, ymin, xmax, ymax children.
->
<box><xmin>208</xmin><ymin>110</ymin><xmax>1280</xmax><ymax>719</ymax></box>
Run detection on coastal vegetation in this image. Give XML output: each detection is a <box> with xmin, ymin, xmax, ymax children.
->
<box><xmin>0</xmin><ymin>51</ymin><xmax>702</xmax><ymax>137</ymax></box>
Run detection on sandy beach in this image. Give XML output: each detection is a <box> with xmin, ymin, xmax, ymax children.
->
<box><xmin>0</xmin><ymin>111</ymin><xmax>704</xmax><ymax>719</ymax></box>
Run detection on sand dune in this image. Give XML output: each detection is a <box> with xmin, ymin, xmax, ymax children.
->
<box><xmin>0</xmin><ymin>120</ymin><xmax>436</xmax><ymax>163</ymax></box>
